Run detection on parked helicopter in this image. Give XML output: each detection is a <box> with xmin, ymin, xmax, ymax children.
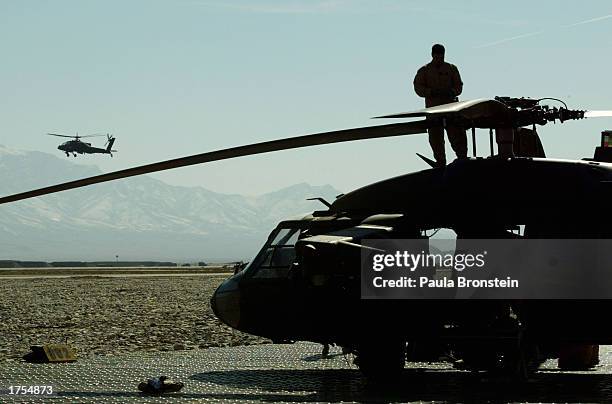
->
<box><xmin>3</xmin><ymin>96</ymin><xmax>612</xmax><ymax>380</ymax></box>
<box><xmin>47</xmin><ymin>133</ymin><xmax>117</xmax><ymax>157</ymax></box>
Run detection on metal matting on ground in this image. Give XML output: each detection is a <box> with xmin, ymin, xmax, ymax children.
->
<box><xmin>1</xmin><ymin>343</ymin><xmax>612</xmax><ymax>403</ymax></box>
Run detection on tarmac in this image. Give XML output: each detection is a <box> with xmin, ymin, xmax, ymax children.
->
<box><xmin>2</xmin><ymin>343</ymin><xmax>612</xmax><ymax>403</ymax></box>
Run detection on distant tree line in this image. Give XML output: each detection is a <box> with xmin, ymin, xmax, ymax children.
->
<box><xmin>0</xmin><ymin>261</ymin><xmax>182</xmax><ymax>268</ymax></box>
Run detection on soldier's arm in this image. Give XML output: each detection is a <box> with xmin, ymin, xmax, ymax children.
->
<box><xmin>413</xmin><ymin>67</ymin><xmax>430</xmax><ymax>98</ymax></box>
<box><xmin>451</xmin><ymin>65</ymin><xmax>463</xmax><ymax>97</ymax></box>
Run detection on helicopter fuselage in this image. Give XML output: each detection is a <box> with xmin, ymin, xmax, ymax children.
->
<box><xmin>57</xmin><ymin>138</ymin><xmax>115</xmax><ymax>157</ymax></box>
<box><xmin>212</xmin><ymin>157</ymin><xmax>612</xmax><ymax>352</ymax></box>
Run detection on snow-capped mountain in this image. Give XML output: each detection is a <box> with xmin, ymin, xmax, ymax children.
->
<box><xmin>0</xmin><ymin>145</ymin><xmax>341</xmax><ymax>261</ymax></box>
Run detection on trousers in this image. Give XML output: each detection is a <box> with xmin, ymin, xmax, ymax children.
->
<box><xmin>428</xmin><ymin>125</ymin><xmax>468</xmax><ymax>165</ymax></box>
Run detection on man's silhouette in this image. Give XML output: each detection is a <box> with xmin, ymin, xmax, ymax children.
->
<box><xmin>414</xmin><ymin>44</ymin><xmax>467</xmax><ymax>166</ymax></box>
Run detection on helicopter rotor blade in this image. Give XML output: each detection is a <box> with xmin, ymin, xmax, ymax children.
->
<box><xmin>374</xmin><ymin>98</ymin><xmax>515</xmax><ymax>129</ymax></box>
<box><xmin>46</xmin><ymin>133</ymin><xmax>104</xmax><ymax>139</ymax></box>
<box><xmin>46</xmin><ymin>133</ymin><xmax>76</xmax><ymax>138</ymax></box>
<box><xmin>0</xmin><ymin>120</ymin><xmax>431</xmax><ymax>205</ymax></box>
<box><xmin>584</xmin><ymin>110</ymin><xmax>612</xmax><ymax>118</ymax></box>
<box><xmin>372</xmin><ymin>98</ymin><xmax>503</xmax><ymax>119</ymax></box>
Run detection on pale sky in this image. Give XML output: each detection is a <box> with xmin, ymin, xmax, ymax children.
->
<box><xmin>1</xmin><ymin>0</ymin><xmax>611</xmax><ymax>195</ymax></box>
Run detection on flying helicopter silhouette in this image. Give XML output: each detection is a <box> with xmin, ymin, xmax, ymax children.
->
<box><xmin>47</xmin><ymin>133</ymin><xmax>117</xmax><ymax>157</ymax></box>
<box><xmin>3</xmin><ymin>96</ymin><xmax>612</xmax><ymax>380</ymax></box>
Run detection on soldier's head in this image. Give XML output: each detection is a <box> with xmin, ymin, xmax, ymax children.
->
<box><xmin>431</xmin><ymin>44</ymin><xmax>445</xmax><ymax>64</ymax></box>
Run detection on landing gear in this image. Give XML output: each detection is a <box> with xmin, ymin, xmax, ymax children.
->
<box><xmin>354</xmin><ymin>340</ymin><xmax>406</xmax><ymax>381</ymax></box>
<box><xmin>453</xmin><ymin>332</ymin><xmax>544</xmax><ymax>380</ymax></box>
<box><xmin>499</xmin><ymin>338</ymin><xmax>543</xmax><ymax>380</ymax></box>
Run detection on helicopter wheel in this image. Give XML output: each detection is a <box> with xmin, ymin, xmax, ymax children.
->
<box><xmin>501</xmin><ymin>338</ymin><xmax>543</xmax><ymax>381</ymax></box>
<box><xmin>355</xmin><ymin>339</ymin><xmax>406</xmax><ymax>382</ymax></box>
<box><xmin>477</xmin><ymin>334</ymin><xmax>542</xmax><ymax>381</ymax></box>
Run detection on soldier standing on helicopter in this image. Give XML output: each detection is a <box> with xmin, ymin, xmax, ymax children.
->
<box><xmin>413</xmin><ymin>44</ymin><xmax>468</xmax><ymax>166</ymax></box>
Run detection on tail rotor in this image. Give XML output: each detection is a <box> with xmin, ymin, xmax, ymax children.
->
<box><xmin>105</xmin><ymin>134</ymin><xmax>117</xmax><ymax>157</ymax></box>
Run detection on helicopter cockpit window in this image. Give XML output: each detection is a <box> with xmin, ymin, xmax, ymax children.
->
<box><xmin>271</xmin><ymin>228</ymin><xmax>300</xmax><ymax>246</ymax></box>
<box><xmin>251</xmin><ymin>227</ymin><xmax>300</xmax><ymax>278</ymax></box>
<box><xmin>423</xmin><ymin>227</ymin><xmax>458</xmax><ymax>256</ymax></box>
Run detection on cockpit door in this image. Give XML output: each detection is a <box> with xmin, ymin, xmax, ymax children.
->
<box><xmin>239</xmin><ymin>227</ymin><xmax>304</xmax><ymax>339</ymax></box>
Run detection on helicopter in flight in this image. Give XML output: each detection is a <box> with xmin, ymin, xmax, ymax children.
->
<box><xmin>47</xmin><ymin>133</ymin><xmax>117</xmax><ymax>157</ymax></box>
<box><xmin>3</xmin><ymin>96</ymin><xmax>612</xmax><ymax>380</ymax></box>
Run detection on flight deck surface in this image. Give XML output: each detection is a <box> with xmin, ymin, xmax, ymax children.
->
<box><xmin>1</xmin><ymin>342</ymin><xmax>612</xmax><ymax>403</ymax></box>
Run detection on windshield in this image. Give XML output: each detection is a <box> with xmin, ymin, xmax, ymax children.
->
<box><xmin>246</xmin><ymin>227</ymin><xmax>300</xmax><ymax>278</ymax></box>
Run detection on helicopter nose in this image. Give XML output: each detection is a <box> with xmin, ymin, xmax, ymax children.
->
<box><xmin>211</xmin><ymin>276</ymin><xmax>241</xmax><ymax>329</ymax></box>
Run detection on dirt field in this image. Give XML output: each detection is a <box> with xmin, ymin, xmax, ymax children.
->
<box><xmin>0</xmin><ymin>273</ymin><xmax>268</xmax><ymax>361</ymax></box>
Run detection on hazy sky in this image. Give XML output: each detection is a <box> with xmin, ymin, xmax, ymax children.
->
<box><xmin>1</xmin><ymin>0</ymin><xmax>611</xmax><ymax>195</ymax></box>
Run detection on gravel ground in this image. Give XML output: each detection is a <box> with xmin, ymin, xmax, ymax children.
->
<box><xmin>0</xmin><ymin>275</ymin><xmax>268</xmax><ymax>362</ymax></box>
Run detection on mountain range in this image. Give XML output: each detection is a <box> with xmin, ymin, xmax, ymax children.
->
<box><xmin>0</xmin><ymin>145</ymin><xmax>340</xmax><ymax>261</ymax></box>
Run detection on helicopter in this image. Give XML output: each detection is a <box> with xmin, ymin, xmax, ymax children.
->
<box><xmin>47</xmin><ymin>133</ymin><xmax>117</xmax><ymax>157</ymax></box>
<box><xmin>3</xmin><ymin>96</ymin><xmax>612</xmax><ymax>380</ymax></box>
